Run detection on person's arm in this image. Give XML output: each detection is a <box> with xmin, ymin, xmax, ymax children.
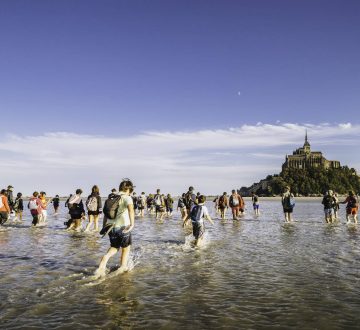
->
<box><xmin>204</xmin><ymin>208</ymin><xmax>214</xmax><ymax>225</ymax></box>
<box><xmin>340</xmin><ymin>197</ymin><xmax>348</xmax><ymax>204</ymax></box>
<box><xmin>123</xmin><ymin>203</ymin><xmax>135</xmax><ymax>233</ymax></box>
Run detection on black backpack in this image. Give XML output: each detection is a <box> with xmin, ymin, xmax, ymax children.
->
<box><xmin>103</xmin><ymin>195</ymin><xmax>122</xmax><ymax>219</ymax></box>
<box><xmin>190</xmin><ymin>205</ymin><xmax>203</xmax><ymax>222</ymax></box>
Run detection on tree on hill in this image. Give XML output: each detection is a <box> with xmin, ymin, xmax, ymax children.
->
<box><xmin>252</xmin><ymin>167</ymin><xmax>360</xmax><ymax>196</ymax></box>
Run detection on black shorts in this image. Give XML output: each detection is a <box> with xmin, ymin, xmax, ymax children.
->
<box><xmin>156</xmin><ymin>205</ymin><xmax>165</xmax><ymax>213</ymax></box>
<box><xmin>109</xmin><ymin>227</ymin><xmax>132</xmax><ymax>249</ymax></box>
<box><xmin>192</xmin><ymin>221</ymin><xmax>205</xmax><ymax>239</ymax></box>
<box><xmin>88</xmin><ymin>210</ymin><xmax>100</xmax><ymax>216</ymax></box>
<box><xmin>283</xmin><ymin>208</ymin><xmax>293</xmax><ymax>213</ymax></box>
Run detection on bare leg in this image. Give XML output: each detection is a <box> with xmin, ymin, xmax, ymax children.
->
<box><xmin>95</xmin><ymin>247</ymin><xmax>118</xmax><ymax>277</ymax></box>
<box><xmin>94</xmin><ymin>215</ymin><xmax>99</xmax><ymax>231</ymax></box>
<box><xmin>119</xmin><ymin>246</ymin><xmax>131</xmax><ymax>270</ymax></box>
<box><xmin>85</xmin><ymin>214</ymin><xmax>94</xmax><ymax>232</ymax></box>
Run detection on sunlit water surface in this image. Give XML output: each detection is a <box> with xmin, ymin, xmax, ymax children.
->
<box><xmin>0</xmin><ymin>199</ymin><xmax>360</xmax><ymax>329</ymax></box>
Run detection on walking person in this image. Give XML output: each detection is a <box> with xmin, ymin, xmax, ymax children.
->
<box><xmin>229</xmin><ymin>190</ymin><xmax>242</xmax><ymax>220</ymax></box>
<box><xmin>281</xmin><ymin>186</ymin><xmax>295</xmax><ymax>222</ymax></box>
<box><xmin>85</xmin><ymin>185</ymin><xmax>102</xmax><ymax>232</ymax></box>
<box><xmin>218</xmin><ymin>192</ymin><xmax>228</xmax><ymax>220</ymax></box>
<box><xmin>251</xmin><ymin>192</ymin><xmax>260</xmax><ymax>215</ymax></box>
<box><xmin>177</xmin><ymin>193</ymin><xmax>187</xmax><ymax>221</ymax></box>
<box><xmin>0</xmin><ymin>189</ymin><xmax>11</xmax><ymax>225</ymax></box>
<box><xmin>340</xmin><ymin>190</ymin><xmax>359</xmax><ymax>223</ymax></box>
<box><xmin>165</xmin><ymin>194</ymin><xmax>174</xmax><ymax>217</ymax></box>
<box><xmin>137</xmin><ymin>192</ymin><xmax>146</xmax><ymax>217</ymax></box>
<box><xmin>28</xmin><ymin>192</ymin><xmax>44</xmax><ymax>226</ymax></box>
<box><xmin>39</xmin><ymin>191</ymin><xmax>50</xmax><ymax>223</ymax></box>
<box><xmin>51</xmin><ymin>195</ymin><xmax>60</xmax><ymax>214</ymax></box>
<box><xmin>95</xmin><ymin>179</ymin><xmax>135</xmax><ymax>277</ymax></box>
<box><xmin>6</xmin><ymin>185</ymin><xmax>14</xmax><ymax>213</ymax></box>
<box><xmin>183</xmin><ymin>195</ymin><xmax>214</xmax><ymax>247</ymax></box>
<box><xmin>322</xmin><ymin>190</ymin><xmax>336</xmax><ymax>223</ymax></box>
<box><xmin>154</xmin><ymin>189</ymin><xmax>166</xmax><ymax>222</ymax></box>
<box><xmin>67</xmin><ymin>189</ymin><xmax>85</xmax><ymax>231</ymax></box>
<box><xmin>13</xmin><ymin>192</ymin><xmax>24</xmax><ymax>222</ymax></box>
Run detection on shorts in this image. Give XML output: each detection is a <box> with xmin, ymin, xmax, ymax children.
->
<box><xmin>156</xmin><ymin>205</ymin><xmax>165</xmax><ymax>213</ymax></box>
<box><xmin>231</xmin><ymin>206</ymin><xmax>239</xmax><ymax>212</ymax></box>
<box><xmin>346</xmin><ymin>207</ymin><xmax>358</xmax><ymax>215</ymax></box>
<box><xmin>253</xmin><ymin>203</ymin><xmax>259</xmax><ymax>210</ymax></box>
<box><xmin>283</xmin><ymin>208</ymin><xmax>293</xmax><ymax>213</ymax></box>
<box><xmin>109</xmin><ymin>226</ymin><xmax>132</xmax><ymax>249</ymax></box>
<box><xmin>88</xmin><ymin>210</ymin><xmax>100</xmax><ymax>216</ymax></box>
<box><xmin>324</xmin><ymin>208</ymin><xmax>333</xmax><ymax>216</ymax></box>
<box><xmin>0</xmin><ymin>212</ymin><xmax>9</xmax><ymax>225</ymax></box>
<box><xmin>166</xmin><ymin>207</ymin><xmax>173</xmax><ymax>213</ymax></box>
<box><xmin>192</xmin><ymin>221</ymin><xmax>205</xmax><ymax>240</ymax></box>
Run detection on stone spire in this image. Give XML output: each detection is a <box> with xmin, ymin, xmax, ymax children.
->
<box><xmin>304</xmin><ymin>129</ymin><xmax>310</xmax><ymax>147</ymax></box>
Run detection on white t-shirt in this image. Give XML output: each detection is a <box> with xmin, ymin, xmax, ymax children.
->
<box><xmin>109</xmin><ymin>192</ymin><xmax>133</xmax><ymax>228</ymax></box>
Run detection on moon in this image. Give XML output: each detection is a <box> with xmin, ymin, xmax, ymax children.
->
<box><xmin>237</xmin><ymin>91</ymin><xmax>241</xmax><ymax>96</ymax></box>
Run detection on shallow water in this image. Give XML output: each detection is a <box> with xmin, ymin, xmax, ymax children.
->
<box><xmin>1</xmin><ymin>200</ymin><xmax>360</xmax><ymax>329</ymax></box>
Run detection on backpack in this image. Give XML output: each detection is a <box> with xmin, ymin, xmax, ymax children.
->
<box><xmin>284</xmin><ymin>195</ymin><xmax>295</xmax><ymax>208</ymax></box>
<box><xmin>323</xmin><ymin>195</ymin><xmax>334</xmax><ymax>209</ymax></box>
<box><xmin>86</xmin><ymin>196</ymin><xmax>98</xmax><ymax>212</ymax></box>
<box><xmin>185</xmin><ymin>192</ymin><xmax>194</xmax><ymax>209</ymax></box>
<box><xmin>103</xmin><ymin>195</ymin><xmax>122</xmax><ymax>219</ymax></box>
<box><xmin>154</xmin><ymin>194</ymin><xmax>162</xmax><ymax>206</ymax></box>
<box><xmin>69</xmin><ymin>202</ymin><xmax>83</xmax><ymax>216</ymax></box>
<box><xmin>219</xmin><ymin>196</ymin><xmax>226</xmax><ymax>208</ymax></box>
<box><xmin>190</xmin><ymin>205</ymin><xmax>203</xmax><ymax>222</ymax></box>
<box><xmin>230</xmin><ymin>195</ymin><xmax>239</xmax><ymax>207</ymax></box>
<box><xmin>178</xmin><ymin>198</ymin><xmax>185</xmax><ymax>209</ymax></box>
<box><xmin>28</xmin><ymin>199</ymin><xmax>38</xmax><ymax>210</ymax></box>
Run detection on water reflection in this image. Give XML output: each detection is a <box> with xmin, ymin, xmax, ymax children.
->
<box><xmin>0</xmin><ymin>200</ymin><xmax>360</xmax><ymax>329</ymax></box>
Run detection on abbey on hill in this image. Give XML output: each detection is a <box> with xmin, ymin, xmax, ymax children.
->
<box><xmin>240</xmin><ymin>133</ymin><xmax>359</xmax><ymax>196</ymax></box>
<box><xmin>282</xmin><ymin>131</ymin><xmax>340</xmax><ymax>171</ymax></box>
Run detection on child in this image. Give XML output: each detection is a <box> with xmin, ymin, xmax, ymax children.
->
<box><xmin>95</xmin><ymin>179</ymin><xmax>135</xmax><ymax>277</ymax></box>
<box><xmin>13</xmin><ymin>192</ymin><xmax>24</xmax><ymax>222</ymax></box>
<box><xmin>183</xmin><ymin>195</ymin><xmax>214</xmax><ymax>247</ymax></box>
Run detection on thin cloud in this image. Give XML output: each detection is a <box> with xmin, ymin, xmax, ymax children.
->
<box><xmin>0</xmin><ymin>123</ymin><xmax>359</xmax><ymax>195</ymax></box>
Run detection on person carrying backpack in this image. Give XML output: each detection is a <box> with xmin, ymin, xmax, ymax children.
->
<box><xmin>28</xmin><ymin>191</ymin><xmax>44</xmax><ymax>226</ymax></box>
<box><xmin>340</xmin><ymin>190</ymin><xmax>359</xmax><ymax>223</ymax></box>
<box><xmin>66</xmin><ymin>189</ymin><xmax>85</xmax><ymax>231</ymax></box>
<box><xmin>229</xmin><ymin>189</ymin><xmax>242</xmax><ymax>220</ymax></box>
<box><xmin>95</xmin><ymin>179</ymin><xmax>135</xmax><ymax>278</ymax></box>
<box><xmin>13</xmin><ymin>192</ymin><xmax>24</xmax><ymax>222</ymax></box>
<box><xmin>218</xmin><ymin>192</ymin><xmax>228</xmax><ymax>220</ymax></box>
<box><xmin>183</xmin><ymin>195</ymin><xmax>214</xmax><ymax>247</ymax></box>
<box><xmin>184</xmin><ymin>186</ymin><xmax>197</xmax><ymax>212</ymax></box>
<box><xmin>251</xmin><ymin>192</ymin><xmax>260</xmax><ymax>216</ymax></box>
<box><xmin>177</xmin><ymin>193</ymin><xmax>187</xmax><ymax>221</ymax></box>
<box><xmin>0</xmin><ymin>189</ymin><xmax>11</xmax><ymax>225</ymax></box>
<box><xmin>281</xmin><ymin>186</ymin><xmax>295</xmax><ymax>222</ymax></box>
<box><xmin>137</xmin><ymin>192</ymin><xmax>146</xmax><ymax>218</ymax></box>
<box><xmin>51</xmin><ymin>195</ymin><xmax>60</xmax><ymax>214</ymax></box>
<box><xmin>322</xmin><ymin>190</ymin><xmax>336</xmax><ymax>223</ymax></box>
<box><xmin>154</xmin><ymin>189</ymin><xmax>166</xmax><ymax>222</ymax></box>
<box><xmin>165</xmin><ymin>194</ymin><xmax>174</xmax><ymax>217</ymax></box>
<box><xmin>84</xmin><ymin>185</ymin><xmax>102</xmax><ymax>232</ymax></box>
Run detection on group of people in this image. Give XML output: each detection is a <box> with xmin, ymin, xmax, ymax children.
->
<box><xmin>0</xmin><ymin>185</ymin><xmax>61</xmax><ymax>226</ymax></box>
<box><xmin>321</xmin><ymin>189</ymin><xmax>359</xmax><ymax>224</ymax></box>
<box><xmin>1</xmin><ymin>182</ymin><xmax>359</xmax><ymax>278</ymax></box>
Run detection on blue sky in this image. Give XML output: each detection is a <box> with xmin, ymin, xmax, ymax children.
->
<box><xmin>0</xmin><ymin>1</ymin><xmax>359</xmax><ymax>195</ymax></box>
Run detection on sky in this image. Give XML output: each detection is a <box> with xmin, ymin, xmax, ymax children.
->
<box><xmin>0</xmin><ymin>0</ymin><xmax>359</xmax><ymax>196</ymax></box>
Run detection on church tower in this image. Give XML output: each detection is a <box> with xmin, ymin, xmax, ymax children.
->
<box><xmin>303</xmin><ymin>130</ymin><xmax>311</xmax><ymax>154</ymax></box>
